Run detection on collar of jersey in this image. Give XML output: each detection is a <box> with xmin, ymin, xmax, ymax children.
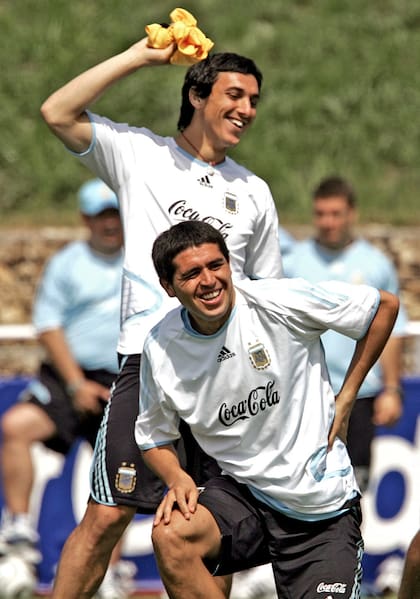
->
<box><xmin>175</xmin><ymin>142</ymin><xmax>226</xmax><ymax>170</ymax></box>
<box><xmin>180</xmin><ymin>304</ymin><xmax>237</xmax><ymax>338</ymax></box>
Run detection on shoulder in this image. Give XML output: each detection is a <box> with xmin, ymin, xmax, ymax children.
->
<box><xmin>223</xmin><ymin>157</ymin><xmax>271</xmax><ymax>191</ymax></box>
<box><xmin>44</xmin><ymin>243</ymin><xmax>87</xmax><ymax>283</ymax></box>
<box><xmin>289</xmin><ymin>238</ymin><xmax>315</xmax><ymax>255</ymax></box>
<box><xmin>352</xmin><ymin>238</ymin><xmax>393</xmax><ymax>267</ymax></box>
<box><xmin>282</xmin><ymin>238</ymin><xmax>315</xmax><ymax>272</ymax></box>
<box><xmin>235</xmin><ymin>277</ymin><xmax>307</xmax><ymax>308</ymax></box>
<box><xmin>143</xmin><ymin>307</ymin><xmax>184</xmax><ymax>356</ymax></box>
<box><xmin>47</xmin><ymin>240</ymin><xmax>86</xmax><ymax>266</ymax></box>
<box><xmin>89</xmin><ymin>113</ymin><xmax>170</xmax><ymax>145</ymax></box>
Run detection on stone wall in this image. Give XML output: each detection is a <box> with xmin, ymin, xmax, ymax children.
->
<box><xmin>0</xmin><ymin>228</ymin><xmax>86</xmax><ymax>376</ymax></box>
<box><xmin>0</xmin><ymin>225</ymin><xmax>419</xmax><ymax>376</ymax></box>
<box><xmin>288</xmin><ymin>224</ymin><xmax>420</xmax><ymax>321</ymax></box>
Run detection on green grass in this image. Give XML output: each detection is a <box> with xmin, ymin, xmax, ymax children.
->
<box><xmin>2</xmin><ymin>0</ymin><xmax>420</xmax><ymax>224</ymax></box>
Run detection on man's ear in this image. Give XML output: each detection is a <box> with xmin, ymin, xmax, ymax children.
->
<box><xmin>160</xmin><ymin>278</ymin><xmax>176</xmax><ymax>298</ymax></box>
<box><xmin>188</xmin><ymin>88</ymin><xmax>203</xmax><ymax>110</ymax></box>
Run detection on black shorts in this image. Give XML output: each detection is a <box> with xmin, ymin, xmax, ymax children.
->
<box><xmin>89</xmin><ymin>354</ymin><xmax>221</xmax><ymax>513</ymax></box>
<box><xmin>21</xmin><ymin>362</ymin><xmax>116</xmax><ymax>454</ymax></box>
<box><xmin>198</xmin><ymin>476</ymin><xmax>364</xmax><ymax>599</ymax></box>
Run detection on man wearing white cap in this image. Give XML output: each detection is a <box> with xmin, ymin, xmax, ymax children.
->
<box><xmin>0</xmin><ymin>179</ymin><xmax>126</xmax><ymax>598</ymax></box>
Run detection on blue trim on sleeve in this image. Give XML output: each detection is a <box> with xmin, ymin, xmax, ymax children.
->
<box><xmin>140</xmin><ymin>440</ymin><xmax>178</xmax><ymax>451</ymax></box>
<box><xmin>65</xmin><ymin>110</ymin><xmax>96</xmax><ymax>157</ymax></box>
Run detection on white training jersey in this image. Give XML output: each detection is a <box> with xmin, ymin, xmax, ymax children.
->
<box><xmin>136</xmin><ymin>277</ymin><xmax>380</xmax><ymax>520</ymax></box>
<box><xmin>75</xmin><ymin>113</ymin><xmax>283</xmax><ymax>354</ymax></box>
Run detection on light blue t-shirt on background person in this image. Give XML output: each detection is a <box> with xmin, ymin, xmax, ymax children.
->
<box><xmin>283</xmin><ymin>237</ymin><xmax>407</xmax><ymax>397</ymax></box>
<box><xmin>33</xmin><ymin>240</ymin><xmax>123</xmax><ymax>374</ymax></box>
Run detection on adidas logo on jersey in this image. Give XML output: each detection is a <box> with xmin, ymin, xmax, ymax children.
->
<box><xmin>217</xmin><ymin>346</ymin><xmax>236</xmax><ymax>362</ymax></box>
<box><xmin>197</xmin><ymin>175</ymin><xmax>213</xmax><ymax>188</ymax></box>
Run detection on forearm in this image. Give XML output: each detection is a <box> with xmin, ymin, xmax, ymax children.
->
<box><xmin>373</xmin><ymin>335</ymin><xmax>404</xmax><ymax>425</ymax></box>
<box><xmin>142</xmin><ymin>444</ymin><xmax>184</xmax><ymax>487</ymax></box>
<box><xmin>142</xmin><ymin>443</ymin><xmax>201</xmax><ymax>523</ymax></box>
<box><xmin>43</xmin><ymin>47</ymin><xmax>143</xmax><ymax>122</ymax></box>
<box><xmin>38</xmin><ymin>328</ymin><xmax>84</xmax><ymax>389</ymax></box>
<box><xmin>330</xmin><ymin>291</ymin><xmax>399</xmax><ymax>445</ymax></box>
<box><xmin>40</xmin><ymin>37</ymin><xmax>174</xmax><ymax>152</ymax></box>
<box><xmin>339</xmin><ymin>291</ymin><xmax>399</xmax><ymax>401</ymax></box>
<box><xmin>379</xmin><ymin>335</ymin><xmax>404</xmax><ymax>389</ymax></box>
<box><xmin>40</xmin><ymin>47</ymin><xmax>145</xmax><ymax>151</ymax></box>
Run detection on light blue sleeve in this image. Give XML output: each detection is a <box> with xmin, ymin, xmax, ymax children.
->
<box><xmin>377</xmin><ymin>255</ymin><xmax>408</xmax><ymax>336</ymax></box>
<box><xmin>32</xmin><ymin>253</ymin><xmax>70</xmax><ymax>332</ymax></box>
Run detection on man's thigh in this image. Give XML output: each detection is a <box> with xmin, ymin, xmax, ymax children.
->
<box><xmin>90</xmin><ymin>354</ymin><xmax>166</xmax><ymax>512</ymax></box>
<box><xmin>264</xmin><ymin>504</ymin><xmax>364</xmax><ymax>599</ymax></box>
<box><xmin>197</xmin><ymin>476</ymin><xmax>270</xmax><ymax>575</ymax></box>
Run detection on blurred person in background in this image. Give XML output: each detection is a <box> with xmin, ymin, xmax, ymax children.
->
<box><xmin>283</xmin><ymin>175</ymin><xmax>408</xmax><ymax>597</ymax></box>
<box><xmin>278</xmin><ymin>225</ymin><xmax>295</xmax><ymax>257</ymax></box>
<box><xmin>0</xmin><ymin>179</ymin><xmax>133</xmax><ymax>599</ymax></box>
<box><xmin>283</xmin><ymin>175</ymin><xmax>407</xmax><ymax>493</ymax></box>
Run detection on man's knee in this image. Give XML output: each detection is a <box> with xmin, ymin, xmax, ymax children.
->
<box><xmin>152</xmin><ymin>511</ymin><xmax>202</xmax><ymax>564</ymax></box>
<box><xmin>152</xmin><ymin>507</ymin><xmax>221</xmax><ymax>564</ymax></box>
<box><xmin>1</xmin><ymin>403</ymin><xmax>54</xmax><ymax>442</ymax></box>
<box><xmin>80</xmin><ymin>500</ymin><xmax>135</xmax><ymax>541</ymax></box>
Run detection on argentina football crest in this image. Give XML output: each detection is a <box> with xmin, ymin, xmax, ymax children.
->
<box><xmin>248</xmin><ymin>341</ymin><xmax>271</xmax><ymax>370</ymax></box>
<box><xmin>115</xmin><ymin>462</ymin><xmax>136</xmax><ymax>493</ymax></box>
<box><xmin>224</xmin><ymin>191</ymin><xmax>238</xmax><ymax>214</ymax></box>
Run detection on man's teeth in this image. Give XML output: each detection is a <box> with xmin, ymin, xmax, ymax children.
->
<box><xmin>202</xmin><ymin>290</ymin><xmax>220</xmax><ymax>300</ymax></box>
<box><xmin>231</xmin><ymin>118</ymin><xmax>243</xmax><ymax>128</ymax></box>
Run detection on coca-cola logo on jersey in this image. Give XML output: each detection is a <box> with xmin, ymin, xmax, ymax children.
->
<box><xmin>218</xmin><ymin>380</ymin><xmax>279</xmax><ymax>426</ymax></box>
<box><xmin>168</xmin><ymin>200</ymin><xmax>233</xmax><ymax>238</ymax></box>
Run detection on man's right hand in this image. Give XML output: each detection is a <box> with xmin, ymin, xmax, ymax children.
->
<box><xmin>72</xmin><ymin>379</ymin><xmax>110</xmax><ymax>415</ymax></box>
<box><xmin>154</xmin><ymin>470</ymin><xmax>199</xmax><ymax>526</ymax></box>
<box><xmin>129</xmin><ymin>36</ymin><xmax>176</xmax><ymax>68</ymax></box>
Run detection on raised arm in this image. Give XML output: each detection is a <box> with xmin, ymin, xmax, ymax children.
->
<box><xmin>40</xmin><ymin>37</ymin><xmax>175</xmax><ymax>153</ymax></box>
<box><xmin>328</xmin><ymin>289</ymin><xmax>399</xmax><ymax>448</ymax></box>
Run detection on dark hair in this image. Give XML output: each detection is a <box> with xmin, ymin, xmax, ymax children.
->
<box><xmin>152</xmin><ymin>221</ymin><xmax>230</xmax><ymax>283</ymax></box>
<box><xmin>312</xmin><ymin>176</ymin><xmax>357</xmax><ymax>207</ymax></box>
<box><xmin>177</xmin><ymin>52</ymin><xmax>263</xmax><ymax>131</ymax></box>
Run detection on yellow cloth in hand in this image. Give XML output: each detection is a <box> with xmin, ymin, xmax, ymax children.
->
<box><xmin>145</xmin><ymin>7</ymin><xmax>214</xmax><ymax>65</ymax></box>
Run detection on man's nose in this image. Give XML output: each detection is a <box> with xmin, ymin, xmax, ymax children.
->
<box><xmin>200</xmin><ymin>269</ymin><xmax>215</xmax><ymax>286</ymax></box>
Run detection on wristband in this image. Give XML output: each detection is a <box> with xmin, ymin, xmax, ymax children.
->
<box><xmin>66</xmin><ymin>378</ymin><xmax>85</xmax><ymax>397</ymax></box>
<box><xmin>383</xmin><ymin>385</ymin><xmax>403</xmax><ymax>396</ymax></box>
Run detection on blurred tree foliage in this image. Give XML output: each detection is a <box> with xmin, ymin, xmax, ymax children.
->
<box><xmin>1</xmin><ymin>0</ymin><xmax>420</xmax><ymax>224</ymax></box>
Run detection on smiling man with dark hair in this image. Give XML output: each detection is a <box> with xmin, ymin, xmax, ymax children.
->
<box><xmin>136</xmin><ymin>220</ymin><xmax>399</xmax><ymax>599</ymax></box>
<box><xmin>41</xmin><ymin>21</ymin><xmax>282</xmax><ymax>598</ymax></box>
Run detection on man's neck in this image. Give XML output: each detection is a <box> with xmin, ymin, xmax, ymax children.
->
<box><xmin>315</xmin><ymin>237</ymin><xmax>355</xmax><ymax>252</ymax></box>
<box><xmin>175</xmin><ymin>128</ymin><xmax>226</xmax><ymax>166</ymax></box>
